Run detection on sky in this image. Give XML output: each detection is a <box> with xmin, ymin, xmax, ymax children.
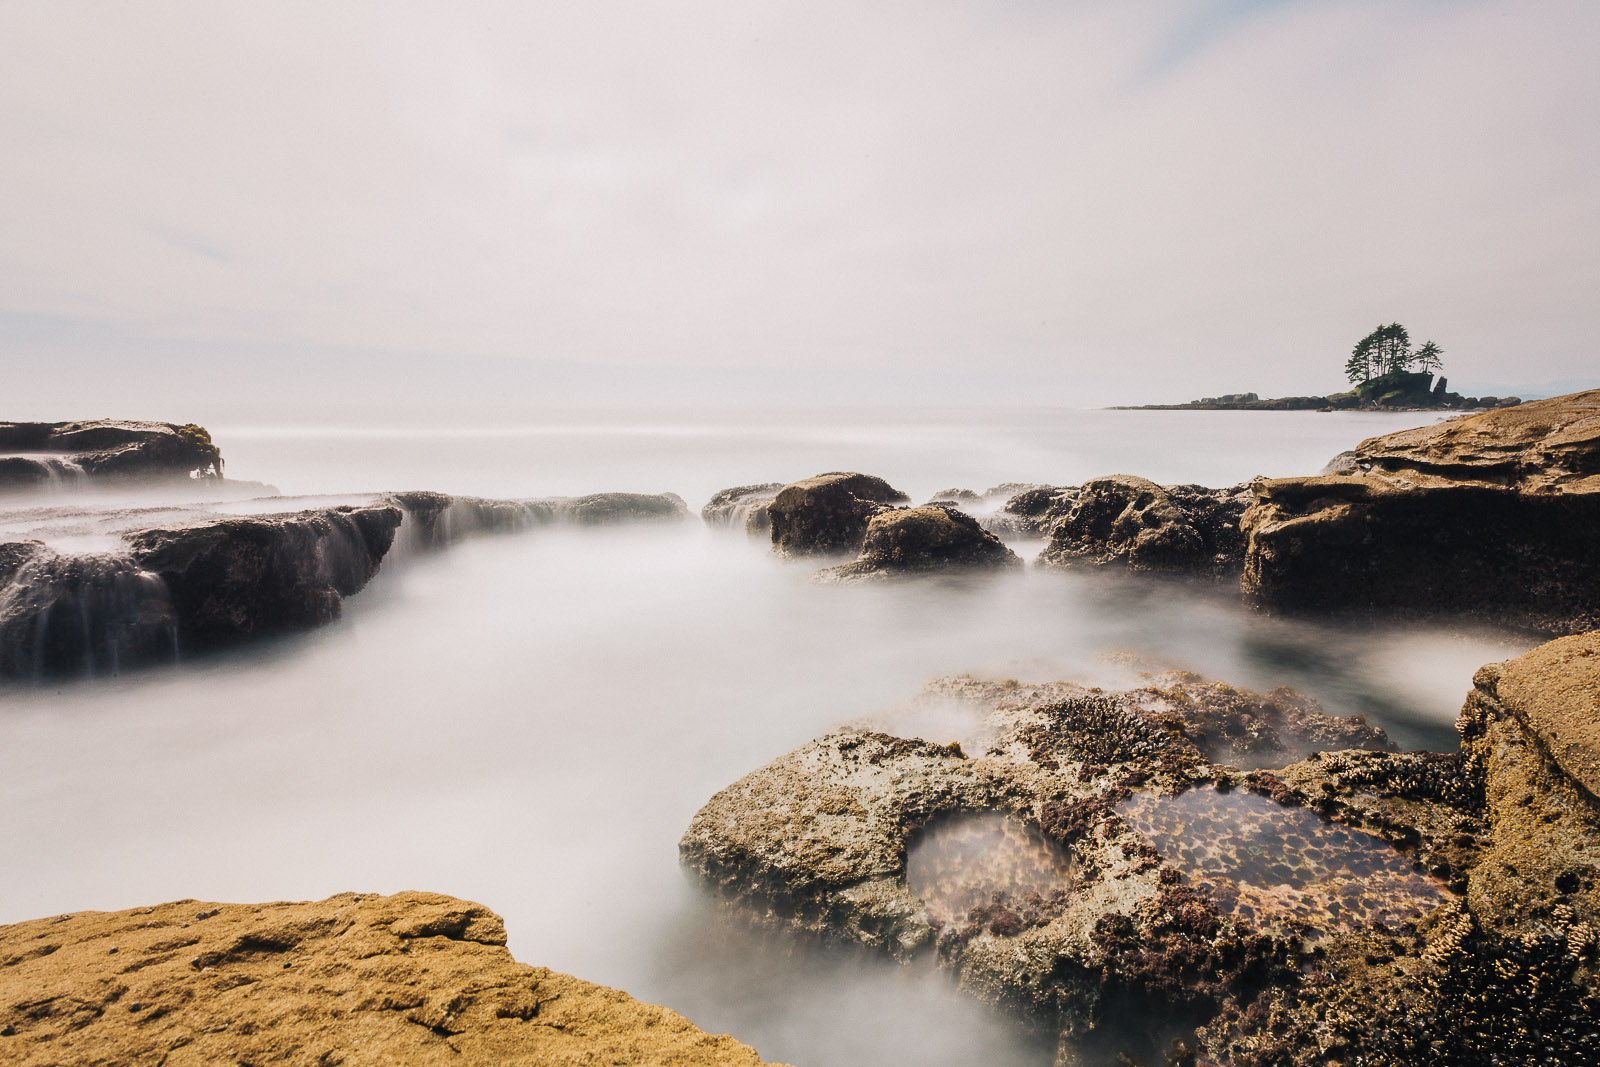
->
<box><xmin>2</xmin><ymin>0</ymin><xmax>1597</xmax><ymax>419</ymax></box>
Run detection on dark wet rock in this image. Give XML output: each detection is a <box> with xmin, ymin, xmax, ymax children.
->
<box><xmin>680</xmin><ymin>670</ymin><xmax>1406</xmax><ymax>1045</ymax></box>
<box><xmin>387</xmin><ymin>491</ymin><xmax>556</xmax><ymax>550</ymax></box>
<box><xmin>817</xmin><ymin>505</ymin><xmax>1021</xmax><ymax>582</ymax></box>
<box><xmin>125</xmin><ymin>505</ymin><xmax>402</xmax><ymax>651</ymax></box>
<box><xmin>981</xmin><ymin>485</ymin><xmax>1078</xmax><ymax>538</ymax></box>
<box><xmin>546</xmin><ymin>491</ymin><xmax>689</xmax><ymax>525</ymax></box>
<box><xmin>0</xmin><ymin>891</ymin><xmax>784</xmax><ymax>1067</ymax></box>
<box><xmin>767</xmin><ymin>472</ymin><xmax>910</xmax><ymax>557</ymax></box>
<box><xmin>0</xmin><ymin>542</ymin><xmax>177</xmax><ymax>678</ymax></box>
<box><xmin>0</xmin><ymin>420</ymin><xmax>224</xmax><ymax>490</ymax></box>
<box><xmin>1037</xmin><ymin>476</ymin><xmax>1250</xmax><ymax>577</ymax></box>
<box><xmin>1242</xmin><ymin>389</ymin><xmax>1600</xmax><ymax>633</ymax></box>
<box><xmin>702</xmin><ymin>483</ymin><xmax>784</xmax><ymax>536</ymax></box>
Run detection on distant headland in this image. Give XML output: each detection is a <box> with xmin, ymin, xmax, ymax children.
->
<box><xmin>1113</xmin><ymin>322</ymin><xmax>1522</xmax><ymax>411</ymax></box>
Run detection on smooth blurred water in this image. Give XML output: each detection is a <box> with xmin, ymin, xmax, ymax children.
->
<box><xmin>0</xmin><ymin>408</ymin><xmax>1527</xmax><ymax>1066</ymax></box>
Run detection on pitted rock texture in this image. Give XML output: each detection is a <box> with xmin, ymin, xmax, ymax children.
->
<box><xmin>767</xmin><ymin>472</ymin><xmax>910</xmax><ymax>558</ymax></box>
<box><xmin>981</xmin><ymin>485</ymin><xmax>1079</xmax><ymax>538</ymax></box>
<box><xmin>680</xmin><ymin>671</ymin><xmax>1404</xmax><ymax>1039</ymax></box>
<box><xmin>0</xmin><ymin>420</ymin><xmax>224</xmax><ymax>490</ymax></box>
<box><xmin>817</xmin><ymin>505</ymin><xmax>1021</xmax><ymax>582</ymax></box>
<box><xmin>0</xmin><ymin>891</ymin><xmax>783</xmax><ymax>1067</ymax></box>
<box><xmin>702</xmin><ymin>483</ymin><xmax>784</xmax><ymax>536</ymax></box>
<box><xmin>1037</xmin><ymin>476</ymin><xmax>1250</xmax><ymax>577</ymax></box>
<box><xmin>1242</xmin><ymin>389</ymin><xmax>1600</xmax><ymax>633</ymax></box>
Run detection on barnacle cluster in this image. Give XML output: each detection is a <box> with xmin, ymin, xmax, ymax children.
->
<box><xmin>1318</xmin><ymin>748</ymin><xmax>1485</xmax><ymax>809</ymax></box>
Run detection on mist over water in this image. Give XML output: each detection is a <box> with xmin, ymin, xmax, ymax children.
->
<box><xmin>0</xmin><ymin>409</ymin><xmax>1529</xmax><ymax>1066</ymax></box>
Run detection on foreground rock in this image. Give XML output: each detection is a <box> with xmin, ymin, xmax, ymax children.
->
<box><xmin>1037</xmin><ymin>475</ymin><xmax>1250</xmax><ymax>577</ymax></box>
<box><xmin>817</xmin><ymin>506</ymin><xmax>1021</xmax><ymax>582</ymax></box>
<box><xmin>767</xmin><ymin>473</ymin><xmax>909</xmax><ymax>557</ymax></box>
<box><xmin>682</xmin><ymin>640</ymin><xmax>1600</xmax><ymax>1063</ymax></box>
<box><xmin>0</xmin><ymin>891</ymin><xmax>782</xmax><ymax>1067</ymax></box>
<box><xmin>1242</xmin><ymin>389</ymin><xmax>1600</xmax><ymax>633</ymax></box>
<box><xmin>702</xmin><ymin>483</ymin><xmax>784</xmax><ymax>537</ymax></box>
<box><xmin>0</xmin><ymin>420</ymin><xmax>224</xmax><ymax>491</ymax></box>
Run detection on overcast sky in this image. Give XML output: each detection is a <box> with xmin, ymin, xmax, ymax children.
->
<box><xmin>3</xmin><ymin>0</ymin><xmax>1596</xmax><ymax>419</ymax></box>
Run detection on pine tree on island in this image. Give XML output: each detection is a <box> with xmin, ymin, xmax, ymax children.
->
<box><xmin>1343</xmin><ymin>323</ymin><xmax>1453</xmax><ymax>406</ymax></box>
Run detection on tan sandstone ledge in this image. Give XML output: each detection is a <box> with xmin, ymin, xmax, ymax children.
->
<box><xmin>0</xmin><ymin>890</ymin><xmax>787</xmax><ymax>1067</ymax></box>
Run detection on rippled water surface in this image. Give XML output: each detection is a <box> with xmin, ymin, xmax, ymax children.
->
<box><xmin>0</xmin><ymin>409</ymin><xmax>1529</xmax><ymax>1066</ymax></box>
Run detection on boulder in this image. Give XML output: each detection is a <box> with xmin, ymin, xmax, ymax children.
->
<box><xmin>701</xmin><ymin>483</ymin><xmax>784</xmax><ymax>537</ymax></box>
<box><xmin>816</xmin><ymin>505</ymin><xmax>1020</xmax><ymax>582</ymax></box>
<box><xmin>766</xmin><ymin>473</ymin><xmax>909</xmax><ymax>557</ymax></box>
<box><xmin>0</xmin><ymin>420</ymin><xmax>224</xmax><ymax>490</ymax></box>
<box><xmin>681</xmin><ymin>672</ymin><xmax>1406</xmax><ymax>1047</ymax></box>
<box><xmin>125</xmin><ymin>505</ymin><xmax>403</xmax><ymax>651</ymax></box>
<box><xmin>922</xmin><ymin>488</ymin><xmax>981</xmax><ymax>507</ymax></box>
<box><xmin>1037</xmin><ymin>475</ymin><xmax>1250</xmax><ymax>577</ymax></box>
<box><xmin>1241</xmin><ymin>389</ymin><xmax>1600</xmax><ymax>632</ymax></box>
<box><xmin>0</xmin><ymin>891</ymin><xmax>782</xmax><ymax>1067</ymax></box>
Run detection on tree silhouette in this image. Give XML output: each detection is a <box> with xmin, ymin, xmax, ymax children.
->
<box><xmin>1345</xmin><ymin>323</ymin><xmax>1441</xmax><ymax>384</ymax></box>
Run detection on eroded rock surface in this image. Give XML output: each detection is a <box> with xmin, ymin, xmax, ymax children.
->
<box><xmin>547</xmin><ymin>491</ymin><xmax>689</xmax><ymax>525</ymax></box>
<box><xmin>684</xmin><ymin>643</ymin><xmax>1600</xmax><ymax>1063</ymax></box>
<box><xmin>1242</xmin><ymin>389</ymin><xmax>1600</xmax><ymax>633</ymax></box>
<box><xmin>982</xmin><ymin>485</ymin><xmax>1079</xmax><ymax>539</ymax></box>
<box><xmin>818</xmin><ymin>505</ymin><xmax>1021</xmax><ymax>582</ymax></box>
<box><xmin>767</xmin><ymin>473</ymin><xmax>910</xmax><ymax>557</ymax></box>
<box><xmin>1037</xmin><ymin>476</ymin><xmax>1250</xmax><ymax>577</ymax></box>
<box><xmin>0</xmin><ymin>420</ymin><xmax>224</xmax><ymax>491</ymax></box>
<box><xmin>702</xmin><ymin>484</ymin><xmax>784</xmax><ymax>537</ymax></box>
<box><xmin>0</xmin><ymin>891</ymin><xmax>782</xmax><ymax>1067</ymax></box>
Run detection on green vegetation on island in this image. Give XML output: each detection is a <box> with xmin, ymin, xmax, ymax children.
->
<box><xmin>1116</xmin><ymin>323</ymin><xmax>1520</xmax><ymax>411</ymax></box>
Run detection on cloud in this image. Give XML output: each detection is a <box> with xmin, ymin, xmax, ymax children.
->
<box><xmin>1</xmin><ymin>0</ymin><xmax>1596</xmax><ymax>413</ymax></box>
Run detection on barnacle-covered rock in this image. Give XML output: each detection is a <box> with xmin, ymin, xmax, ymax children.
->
<box><xmin>0</xmin><ymin>419</ymin><xmax>225</xmax><ymax>491</ymax></box>
<box><xmin>1037</xmin><ymin>476</ymin><xmax>1250</xmax><ymax>577</ymax></box>
<box><xmin>816</xmin><ymin>505</ymin><xmax>1021</xmax><ymax>582</ymax></box>
<box><xmin>766</xmin><ymin>472</ymin><xmax>910</xmax><ymax>558</ymax></box>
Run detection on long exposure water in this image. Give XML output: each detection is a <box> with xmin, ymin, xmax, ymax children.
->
<box><xmin>0</xmin><ymin>408</ymin><xmax>1530</xmax><ymax>1066</ymax></box>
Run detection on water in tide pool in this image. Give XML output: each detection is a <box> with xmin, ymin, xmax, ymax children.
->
<box><xmin>0</xmin><ymin>408</ymin><xmax>1531</xmax><ymax>1067</ymax></box>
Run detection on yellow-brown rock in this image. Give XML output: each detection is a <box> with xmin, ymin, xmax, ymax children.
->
<box><xmin>0</xmin><ymin>891</ymin><xmax>784</xmax><ymax>1067</ymax></box>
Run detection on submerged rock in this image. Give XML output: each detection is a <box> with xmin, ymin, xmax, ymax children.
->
<box><xmin>818</xmin><ymin>505</ymin><xmax>1021</xmax><ymax>582</ymax></box>
<box><xmin>982</xmin><ymin>485</ymin><xmax>1078</xmax><ymax>538</ymax></box>
<box><xmin>388</xmin><ymin>491</ymin><xmax>556</xmax><ymax>550</ymax></box>
<box><xmin>702</xmin><ymin>483</ymin><xmax>785</xmax><ymax>537</ymax></box>
<box><xmin>547</xmin><ymin>491</ymin><xmax>690</xmax><ymax>525</ymax></box>
<box><xmin>0</xmin><ymin>891</ymin><xmax>783</xmax><ymax>1067</ymax></box>
<box><xmin>767</xmin><ymin>472</ymin><xmax>910</xmax><ymax>557</ymax></box>
<box><xmin>1242</xmin><ymin>389</ymin><xmax>1600</xmax><ymax>633</ymax></box>
<box><xmin>1037</xmin><ymin>476</ymin><xmax>1250</xmax><ymax>577</ymax></box>
<box><xmin>0</xmin><ymin>420</ymin><xmax>224</xmax><ymax>490</ymax></box>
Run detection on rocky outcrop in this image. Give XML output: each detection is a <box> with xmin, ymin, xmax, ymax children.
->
<box><xmin>684</xmin><ymin>642</ymin><xmax>1600</xmax><ymax>1061</ymax></box>
<box><xmin>767</xmin><ymin>473</ymin><xmax>910</xmax><ymax>557</ymax></box>
<box><xmin>681</xmin><ymin>671</ymin><xmax>1404</xmax><ymax>1047</ymax></box>
<box><xmin>981</xmin><ymin>485</ymin><xmax>1078</xmax><ymax>539</ymax></box>
<box><xmin>1037</xmin><ymin>475</ymin><xmax>1250</xmax><ymax>577</ymax></box>
<box><xmin>817</xmin><ymin>506</ymin><xmax>1021</xmax><ymax>582</ymax></box>
<box><xmin>547</xmin><ymin>492</ymin><xmax>689</xmax><ymax>525</ymax></box>
<box><xmin>0</xmin><ymin>420</ymin><xmax>224</xmax><ymax>491</ymax></box>
<box><xmin>387</xmin><ymin>491</ymin><xmax>556</xmax><ymax>550</ymax></box>
<box><xmin>1242</xmin><ymin>389</ymin><xmax>1600</xmax><ymax>632</ymax></box>
<box><xmin>702</xmin><ymin>484</ymin><xmax>784</xmax><ymax>537</ymax></box>
<box><xmin>0</xmin><ymin>891</ymin><xmax>782</xmax><ymax>1067</ymax></box>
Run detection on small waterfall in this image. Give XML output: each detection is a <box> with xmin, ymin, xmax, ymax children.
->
<box><xmin>1</xmin><ymin>549</ymin><xmax>179</xmax><ymax>681</ymax></box>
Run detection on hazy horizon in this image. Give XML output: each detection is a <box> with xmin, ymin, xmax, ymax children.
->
<box><xmin>3</xmin><ymin>1</ymin><xmax>1596</xmax><ymax>422</ymax></box>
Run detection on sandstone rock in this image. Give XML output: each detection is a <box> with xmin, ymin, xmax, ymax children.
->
<box><xmin>767</xmin><ymin>473</ymin><xmax>910</xmax><ymax>557</ymax></box>
<box><xmin>0</xmin><ymin>891</ymin><xmax>782</xmax><ymax>1067</ymax></box>
<box><xmin>547</xmin><ymin>492</ymin><xmax>690</xmax><ymax>525</ymax></box>
<box><xmin>817</xmin><ymin>506</ymin><xmax>1021</xmax><ymax>582</ymax></box>
<box><xmin>1037</xmin><ymin>476</ymin><xmax>1249</xmax><ymax>577</ymax></box>
<box><xmin>1241</xmin><ymin>389</ymin><xmax>1600</xmax><ymax>632</ymax></box>
<box><xmin>701</xmin><ymin>483</ymin><xmax>784</xmax><ymax>537</ymax></box>
<box><xmin>0</xmin><ymin>420</ymin><xmax>224</xmax><ymax>490</ymax></box>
